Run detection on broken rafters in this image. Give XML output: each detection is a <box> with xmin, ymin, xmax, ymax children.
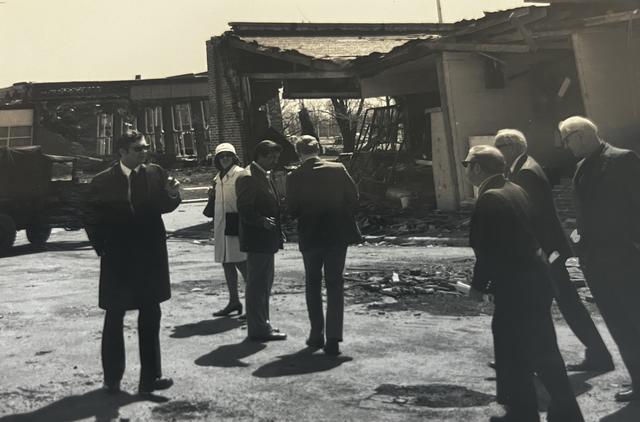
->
<box><xmin>583</xmin><ymin>9</ymin><xmax>640</xmax><ymax>27</ymax></box>
<box><xmin>223</xmin><ymin>36</ymin><xmax>342</xmax><ymax>71</ymax></box>
<box><xmin>245</xmin><ymin>71</ymin><xmax>355</xmax><ymax>80</ymax></box>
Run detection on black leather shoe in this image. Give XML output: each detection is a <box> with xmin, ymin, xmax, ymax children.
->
<box><xmin>249</xmin><ymin>331</ymin><xmax>287</xmax><ymax>342</ymax></box>
<box><xmin>306</xmin><ymin>336</ymin><xmax>325</xmax><ymax>349</ymax></box>
<box><xmin>488</xmin><ymin>361</ymin><xmax>496</xmax><ymax>369</ymax></box>
<box><xmin>138</xmin><ymin>377</ymin><xmax>174</xmax><ymax>394</ymax></box>
<box><xmin>615</xmin><ymin>388</ymin><xmax>640</xmax><ymax>402</ymax></box>
<box><xmin>566</xmin><ymin>358</ymin><xmax>614</xmax><ymax>372</ymax></box>
<box><xmin>323</xmin><ymin>338</ymin><xmax>341</xmax><ymax>356</ymax></box>
<box><xmin>103</xmin><ymin>382</ymin><xmax>121</xmax><ymax>395</ymax></box>
<box><xmin>213</xmin><ymin>302</ymin><xmax>243</xmax><ymax>317</ymax></box>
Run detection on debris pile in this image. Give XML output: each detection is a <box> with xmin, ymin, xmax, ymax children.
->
<box><xmin>344</xmin><ymin>261</ymin><xmax>474</xmax><ymax>299</ymax></box>
<box><xmin>356</xmin><ymin>200</ymin><xmax>472</xmax><ymax>238</ymax></box>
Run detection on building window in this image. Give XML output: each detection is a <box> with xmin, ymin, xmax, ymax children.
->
<box><xmin>96</xmin><ymin>113</ymin><xmax>113</xmax><ymax>156</ymax></box>
<box><xmin>144</xmin><ymin>106</ymin><xmax>164</xmax><ymax>152</ymax></box>
<box><xmin>0</xmin><ymin>125</ymin><xmax>33</xmax><ymax>147</ymax></box>
<box><xmin>172</xmin><ymin>103</ymin><xmax>194</xmax><ymax>156</ymax></box>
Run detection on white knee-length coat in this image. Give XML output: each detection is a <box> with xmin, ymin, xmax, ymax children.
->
<box><xmin>213</xmin><ymin>164</ymin><xmax>247</xmax><ymax>263</ymax></box>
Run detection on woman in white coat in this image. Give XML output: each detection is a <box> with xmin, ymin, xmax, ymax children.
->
<box><xmin>210</xmin><ymin>143</ymin><xmax>247</xmax><ymax>316</ymax></box>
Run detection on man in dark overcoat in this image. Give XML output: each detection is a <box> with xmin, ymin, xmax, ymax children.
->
<box><xmin>286</xmin><ymin>135</ymin><xmax>361</xmax><ymax>356</ymax></box>
<box><xmin>86</xmin><ymin>130</ymin><xmax>181</xmax><ymax>395</ymax></box>
<box><xmin>236</xmin><ymin>140</ymin><xmax>287</xmax><ymax>342</ymax></box>
<box><xmin>466</xmin><ymin>145</ymin><xmax>583</xmax><ymax>422</ymax></box>
<box><xmin>493</xmin><ymin>129</ymin><xmax>612</xmax><ymax>371</ymax></box>
<box><xmin>560</xmin><ymin>115</ymin><xmax>640</xmax><ymax>402</ymax></box>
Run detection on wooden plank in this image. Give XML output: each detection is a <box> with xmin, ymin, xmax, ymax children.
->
<box><xmin>510</xmin><ymin>13</ymin><xmax>539</xmax><ymax>51</ymax></box>
<box><xmin>282</xmin><ymin>91</ymin><xmax>361</xmax><ymax>99</ymax></box>
<box><xmin>246</xmin><ymin>71</ymin><xmax>355</xmax><ymax>80</ymax></box>
<box><xmin>224</xmin><ymin>37</ymin><xmax>341</xmax><ymax>70</ymax></box>
<box><xmin>489</xmin><ymin>29</ymin><xmax>572</xmax><ymax>43</ymax></box>
<box><xmin>228</xmin><ymin>22</ymin><xmax>456</xmax><ymax>36</ymax></box>
<box><xmin>414</xmin><ymin>41</ymin><xmax>531</xmax><ymax>53</ymax></box>
<box><xmin>583</xmin><ymin>9</ymin><xmax>640</xmax><ymax>27</ymax></box>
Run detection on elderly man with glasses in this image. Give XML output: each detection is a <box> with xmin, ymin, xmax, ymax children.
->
<box><xmin>559</xmin><ymin>116</ymin><xmax>640</xmax><ymax>402</ymax></box>
<box><xmin>493</xmin><ymin>129</ymin><xmax>613</xmax><ymax>373</ymax></box>
<box><xmin>464</xmin><ymin>145</ymin><xmax>584</xmax><ymax>422</ymax></box>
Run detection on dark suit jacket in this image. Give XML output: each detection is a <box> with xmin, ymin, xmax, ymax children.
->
<box><xmin>509</xmin><ymin>154</ymin><xmax>573</xmax><ymax>260</ymax></box>
<box><xmin>470</xmin><ymin>175</ymin><xmax>552</xmax><ymax>302</ymax></box>
<box><xmin>236</xmin><ymin>162</ymin><xmax>283</xmax><ymax>254</ymax></box>
<box><xmin>85</xmin><ymin>163</ymin><xmax>181</xmax><ymax>311</ymax></box>
<box><xmin>574</xmin><ymin>142</ymin><xmax>640</xmax><ymax>259</ymax></box>
<box><xmin>286</xmin><ymin>157</ymin><xmax>362</xmax><ymax>251</ymax></box>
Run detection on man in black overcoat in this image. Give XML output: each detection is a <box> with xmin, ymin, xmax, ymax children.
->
<box><xmin>236</xmin><ymin>140</ymin><xmax>287</xmax><ymax>342</ymax></box>
<box><xmin>286</xmin><ymin>135</ymin><xmax>362</xmax><ymax>355</ymax></box>
<box><xmin>86</xmin><ymin>130</ymin><xmax>181</xmax><ymax>395</ymax></box>
<box><xmin>466</xmin><ymin>145</ymin><xmax>583</xmax><ymax>422</ymax></box>
<box><xmin>494</xmin><ymin>129</ymin><xmax>612</xmax><ymax>371</ymax></box>
<box><xmin>560</xmin><ymin>115</ymin><xmax>640</xmax><ymax>402</ymax></box>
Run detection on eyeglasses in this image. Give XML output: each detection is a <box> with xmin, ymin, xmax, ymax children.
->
<box><xmin>132</xmin><ymin>145</ymin><xmax>150</xmax><ymax>152</ymax></box>
<box><xmin>461</xmin><ymin>160</ymin><xmax>474</xmax><ymax>168</ymax></box>
<box><xmin>561</xmin><ymin>130</ymin><xmax>580</xmax><ymax>146</ymax></box>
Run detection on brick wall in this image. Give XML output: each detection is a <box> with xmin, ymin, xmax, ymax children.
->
<box><xmin>206</xmin><ymin>37</ymin><xmax>249</xmax><ymax>165</ymax></box>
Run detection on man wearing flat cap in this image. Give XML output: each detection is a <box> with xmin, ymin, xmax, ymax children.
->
<box><xmin>560</xmin><ymin>115</ymin><xmax>640</xmax><ymax>402</ymax></box>
<box><xmin>494</xmin><ymin>129</ymin><xmax>612</xmax><ymax>372</ymax></box>
<box><xmin>466</xmin><ymin>145</ymin><xmax>583</xmax><ymax>422</ymax></box>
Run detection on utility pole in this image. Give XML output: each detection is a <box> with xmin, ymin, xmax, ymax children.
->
<box><xmin>436</xmin><ymin>0</ymin><xmax>443</xmax><ymax>23</ymax></box>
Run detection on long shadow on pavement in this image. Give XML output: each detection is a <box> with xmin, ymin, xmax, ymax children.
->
<box><xmin>535</xmin><ymin>370</ymin><xmax>599</xmax><ymax>411</ymax></box>
<box><xmin>170</xmin><ymin>318</ymin><xmax>241</xmax><ymax>338</ymax></box>
<box><xmin>166</xmin><ymin>222</ymin><xmax>211</xmax><ymax>239</ymax></box>
<box><xmin>600</xmin><ymin>402</ymin><xmax>640</xmax><ymax>421</ymax></box>
<box><xmin>1</xmin><ymin>240</ymin><xmax>93</xmax><ymax>258</ymax></box>
<box><xmin>252</xmin><ymin>347</ymin><xmax>353</xmax><ymax>378</ymax></box>
<box><xmin>195</xmin><ymin>338</ymin><xmax>266</xmax><ymax>367</ymax></box>
<box><xmin>0</xmin><ymin>388</ymin><xmax>167</xmax><ymax>422</ymax></box>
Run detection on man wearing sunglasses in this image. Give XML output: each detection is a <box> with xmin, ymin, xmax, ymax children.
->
<box><xmin>559</xmin><ymin>116</ymin><xmax>640</xmax><ymax>402</ymax></box>
<box><xmin>465</xmin><ymin>145</ymin><xmax>584</xmax><ymax>422</ymax></box>
<box><xmin>493</xmin><ymin>129</ymin><xmax>612</xmax><ymax>373</ymax></box>
<box><xmin>86</xmin><ymin>130</ymin><xmax>181</xmax><ymax>396</ymax></box>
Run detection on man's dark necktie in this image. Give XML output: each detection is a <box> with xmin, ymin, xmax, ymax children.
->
<box><xmin>130</xmin><ymin>168</ymin><xmax>147</xmax><ymax>214</ymax></box>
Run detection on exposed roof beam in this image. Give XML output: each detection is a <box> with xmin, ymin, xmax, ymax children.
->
<box><xmin>583</xmin><ymin>8</ymin><xmax>640</xmax><ymax>27</ymax></box>
<box><xmin>224</xmin><ymin>37</ymin><xmax>341</xmax><ymax>70</ymax></box>
<box><xmin>228</xmin><ymin>22</ymin><xmax>456</xmax><ymax>36</ymax></box>
<box><xmin>245</xmin><ymin>71</ymin><xmax>355</xmax><ymax>80</ymax></box>
<box><xmin>509</xmin><ymin>12</ymin><xmax>539</xmax><ymax>51</ymax></box>
<box><xmin>414</xmin><ymin>41</ymin><xmax>531</xmax><ymax>53</ymax></box>
<box><xmin>282</xmin><ymin>91</ymin><xmax>362</xmax><ymax>99</ymax></box>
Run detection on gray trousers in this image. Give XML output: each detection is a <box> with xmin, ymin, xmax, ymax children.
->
<box><xmin>302</xmin><ymin>244</ymin><xmax>348</xmax><ymax>341</ymax></box>
<box><xmin>245</xmin><ymin>252</ymin><xmax>275</xmax><ymax>338</ymax></box>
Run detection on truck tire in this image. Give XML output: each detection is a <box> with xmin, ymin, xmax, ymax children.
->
<box><xmin>26</xmin><ymin>224</ymin><xmax>52</xmax><ymax>246</ymax></box>
<box><xmin>0</xmin><ymin>214</ymin><xmax>17</xmax><ymax>252</ymax></box>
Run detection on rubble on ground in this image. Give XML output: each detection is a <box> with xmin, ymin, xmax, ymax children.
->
<box><xmin>344</xmin><ymin>262</ymin><xmax>474</xmax><ymax>299</ymax></box>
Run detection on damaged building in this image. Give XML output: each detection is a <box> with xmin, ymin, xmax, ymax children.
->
<box><xmin>206</xmin><ymin>0</ymin><xmax>640</xmax><ymax>211</ymax></box>
<box><xmin>0</xmin><ymin>73</ymin><xmax>211</xmax><ymax>164</ymax></box>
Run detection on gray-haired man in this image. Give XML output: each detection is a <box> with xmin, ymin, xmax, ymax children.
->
<box><xmin>494</xmin><ymin>128</ymin><xmax>612</xmax><ymax>372</ymax></box>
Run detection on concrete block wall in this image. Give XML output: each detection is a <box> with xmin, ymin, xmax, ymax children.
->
<box><xmin>206</xmin><ymin>37</ymin><xmax>249</xmax><ymax>165</ymax></box>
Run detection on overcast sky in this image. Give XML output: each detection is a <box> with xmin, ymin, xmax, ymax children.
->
<box><xmin>0</xmin><ymin>0</ymin><xmax>547</xmax><ymax>87</ymax></box>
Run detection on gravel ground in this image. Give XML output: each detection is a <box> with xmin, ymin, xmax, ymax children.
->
<box><xmin>0</xmin><ymin>203</ymin><xmax>636</xmax><ymax>421</ymax></box>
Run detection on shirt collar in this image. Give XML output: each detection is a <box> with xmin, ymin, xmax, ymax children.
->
<box><xmin>510</xmin><ymin>152</ymin><xmax>526</xmax><ymax>174</ymax></box>
<box><xmin>479</xmin><ymin>174</ymin><xmax>503</xmax><ymax>194</ymax></box>
<box><xmin>252</xmin><ymin>161</ymin><xmax>267</xmax><ymax>175</ymax></box>
<box><xmin>120</xmin><ymin>161</ymin><xmax>141</xmax><ymax>178</ymax></box>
